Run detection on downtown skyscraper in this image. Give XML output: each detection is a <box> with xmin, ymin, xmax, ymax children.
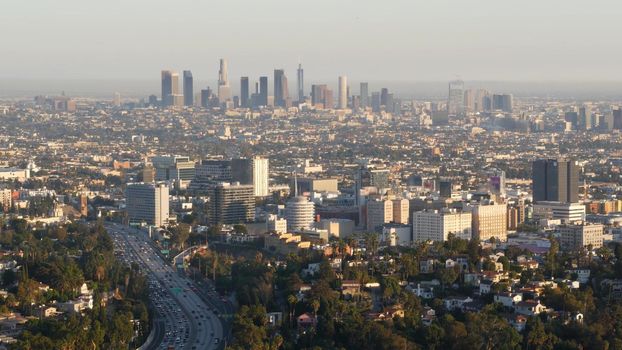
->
<box><xmin>338</xmin><ymin>76</ymin><xmax>348</xmax><ymax>109</ymax></box>
<box><xmin>183</xmin><ymin>70</ymin><xmax>193</xmax><ymax>107</ymax></box>
<box><xmin>448</xmin><ymin>79</ymin><xmax>465</xmax><ymax>116</ymax></box>
<box><xmin>240</xmin><ymin>76</ymin><xmax>250</xmax><ymax>108</ymax></box>
<box><xmin>217</xmin><ymin>58</ymin><xmax>232</xmax><ymax>104</ymax></box>
<box><xmin>274</xmin><ymin>69</ymin><xmax>289</xmax><ymax>107</ymax></box>
<box><xmin>297</xmin><ymin>64</ymin><xmax>304</xmax><ymax>102</ymax></box>
<box><xmin>259</xmin><ymin>76</ymin><xmax>268</xmax><ymax>107</ymax></box>
<box><xmin>161</xmin><ymin>70</ymin><xmax>179</xmax><ymax>107</ymax></box>
<box><xmin>360</xmin><ymin>82</ymin><xmax>369</xmax><ymax>108</ymax></box>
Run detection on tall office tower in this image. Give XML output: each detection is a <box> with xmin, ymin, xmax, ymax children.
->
<box><xmin>492</xmin><ymin>94</ymin><xmax>513</xmax><ymax>113</ymax></box>
<box><xmin>161</xmin><ymin>70</ymin><xmax>173</xmax><ymax>106</ymax></box>
<box><xmin>532</xmin><ymin>158</ymin><xmax>580</xmax><ymax>203</ymax></box>
<box><xmin>463</xmin><ymin>89</ymin><xmax>474</xmax><ymax>112</ymax></box>
<box><xmin>285</xmin><ymin>196</ymin><xmax>315</xmax><ymax>231</ymax></box>
<box><xmin>208</xmin><ymin>182</ymin><xmax>255</xmax><ymax>225</ymax></box>
<box><xmin>297</xmin><ymin>64</ymin><xmax>304</xmax><ymax>102</ymax></box>
<box><xmin>380</xmin><ymin>88</ymin><xmax>389</xmax><ymax>107</ymax></box>
<box><xmin>614</xmin><ymin>108</ymin><xmax>622</xmax><ymax>130</ymax></box>
<box><xmin>447</xmin><ymin>79</ymin><xmax>465</xmax><ymax>116</ymax></box>
<box><xmin>183</xmin><ymin>70</ymin><xmax>193</xmax><ymax>107</ymax></box>
<box><xmin>126</xmin><ymin>183</ymin><xmax>169</xmax><ymax>227</ymax></box>
<box><xmin>578</xmin><ymin>105</ymin><xmax>593</xmax><ymax>130</ymax></box>
<box><xmin>311</xmin><ymin>84</ymin><xmax>325</xmax><ymax>107</ymax></box>
<box><xmin>360</xmin><ymin>82</ymin><xmax>369</xmax><ymax>108</ymax></box>
<box><xmin>240</xmin><ymin>77</ymin><xmax>250</xmax><ymax>108</ymax></box>
<box><xmin>217</xmin><ymin>59</ymin><xmax>232</xmax><ymax>103</ymax></box>
<box><xmin>258</xmin><ymin>76</ymin><xmax>269</xmax><ymax>107</ymax></box>
<box><xmin>231</xmin><ymin>157</ymin><xmax>269</xmax><ymax>197</ymax></box>
<box><xmin>200</xmin><ymin>89</ymin><xmax>211</xmax><ymax>108</ymax></box>
<box><xmin>413</xmin><ymin>209</ymin><xmax>472</xmax><ymax>242</ymax></box>
<box><xmin>338</xmin><ymin>76</ymin><xmax>348</xmax><ymax>109</ymax></box>
<box><xmin>274</xmin><ymin>69</ymin><xmax>289</xmax><ymax>107</ymax></box>
<box><xmin>392</xmin><ymin>198</ymin><xmax>410</xmax><ymax>224</ymax></box>
<box><xmin>371</xmin><ymin>92</ymin><xmax>381</xmax><ymax>112</ymax></box>
<box><xmin>472</xmin><ymin>203</ymin><xmax>508</xmax><ymax>242</ymax></box>
<box><xmin>565</xmin><ymin>111</ymin><xmax>579</xmax><ymax>129</ymax></box>
<box><xmin>474</xmin><ymin>89</ymin><xmax>490</xmax><ymax>112</ymax></box>
<box><xmin>366</xmin><ymin>198</ymin><xmax>393</xmax><ymax>232</ymax></box>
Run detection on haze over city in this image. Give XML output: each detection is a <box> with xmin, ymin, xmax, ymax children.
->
<box><xmin>2</xmin><ymin>1</ymin><xmax>622</xmax><ymax>350</ymax></box>
<box><xmin>2</xmin><ymin>0</ymin><xmax>622</xmax><ymax>98</ymax></box>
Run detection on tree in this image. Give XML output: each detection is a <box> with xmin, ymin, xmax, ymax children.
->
<box><xmin>170</xmin><ymin>223</ymin><xmax>191</xmax><ymax>250</ymax></box>
<box><xmin>524</xmin><ymin>317</ymin><xmax>556</xmax><ymax>350</ymax></box>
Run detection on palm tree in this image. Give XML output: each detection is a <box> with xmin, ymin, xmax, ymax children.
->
<box><xmin>287</xmin><ymin>294</ymin><xmax>297</xmax><ymax>328</ymax></box>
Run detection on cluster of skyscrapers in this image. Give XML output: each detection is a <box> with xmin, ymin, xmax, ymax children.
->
<box><xmin>157</xmin><ymin>60</ymin><xmax>400</xmax><ymax>113</ymax></box>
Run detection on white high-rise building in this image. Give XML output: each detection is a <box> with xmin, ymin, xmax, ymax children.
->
<box><xmin>285</xmin><ymin>196</ymin><xmax>315</xmax><ymax>231</ymax></box>
<box><xmin>367</xmin><ymin>198</ymin><xmax>393</xmax><ymax>232</ymax></box>
<box><xmin>338</xmin><ymin>76</ymin><xmax>348</xmax><ymax>109</ymax></box>
<box><xmin>217</xmin><ymin>58</ymin><xmax>231</xmax><ymax>103</ymax></box>
<box><xmin>253</xmin><ymin>157</ymin><xmax>269</xmax><ymax>197</ymax></box>
<box><xmin>126</xmin><ymin>183</ymin><xmax>169</xmax><ymax>227</ymax></box>
<box><xmin>413</xmin><ymin>209</ymin><xmax>472</xmax><ymax>242</ymax></box>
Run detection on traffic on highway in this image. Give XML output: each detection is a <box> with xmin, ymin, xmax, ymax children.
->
<box><xmin>108</xmin><ymin>222</ymin><xmax>225</xmax><ymax>350</ymax></box>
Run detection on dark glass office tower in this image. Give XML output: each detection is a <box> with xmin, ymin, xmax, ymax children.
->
<box><xmin>259</xmin><ymin>76</ymin><xmax>268</xmax><ymax>107</ymax></box>
<box><xmin>532</xmin><ymin>158</ymin><xmax>579</xmax><ymax>203</ymax></box>
<box><xmin>240</xmin><ymin>77</ymin><xmax>249</xmax><ymax>108</ymax></box>
<box><xmin>183</xmin><ymin>70</ymin><xmax>193</xmax><ymax>106</ymax></box>
<box><xmin>161</xmin><ymin>70</ymin><xmax>173</xmax><ymax>106</ymax></box>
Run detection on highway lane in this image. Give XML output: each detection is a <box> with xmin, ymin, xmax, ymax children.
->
<box><xmin>107</xmin><ymin>222</ymin><xmax>224</xmax><ymax>350</ymax></box>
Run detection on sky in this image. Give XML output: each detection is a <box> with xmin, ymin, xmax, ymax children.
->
<box><xmin>1</xmin><ymin>0</ymin><xmax>621</xmax><ymax>92</ymax></box>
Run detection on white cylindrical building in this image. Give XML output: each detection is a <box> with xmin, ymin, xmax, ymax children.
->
<box><xmin>285</xmin><ymin>196</ymin><xmax>315</xmax><ymax>231</ymax></box>
<box><xmin>338</xmin><ymin>75</ymin><xmax>348</xmax><ymax>109</ymax></box>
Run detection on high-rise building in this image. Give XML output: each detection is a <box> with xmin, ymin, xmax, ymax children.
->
<box><xmin>380</xmin><ymin>88</ymin><xmax>389</xmax><ymax>107</ymax></box>
<box><xmin>392</xmin><ymin>199</ymin><xmax>410</xmax><ymax>224</ymax></box>
<box><xmin>240</xmin><ymin>77</ymin><xmax>250</xmax><ymax>108</ymax></box>
<box><xmin>532</xmin><ymin>158</ymin><xmax>579</xmax><ymax>203</ymax></box>
<box><xmin>152</xmin><ymin>155</ymin><xmax>196</xmax><ymax>188</ymax></box>
<box><xmin>286</xmin><ymin>196</ymin><xmax>316</xmax><ymax>231</ymax></box>
<box><xmin>259</xmin><ymin>76</ymin><xmax>269</xmax><ymax>107</ymax></box>
<box><xmin>183</xmin><ymin>70</ymin><xmax>193</xmax><ymax>107</ymax></box>
<box><xmin>217</xmin><ymin>59</ymin><xmax>232</xmax><ymax>104</ymax></box>
<box><xmin>274</xmin><ymin>69</ymin><xmax>289</xmax><ymax>107</ymax></box>
<box><xmin>200</xmin><ymin>88</ymin><xmax>211</xmax><ymax>108</ymax></box>
<box><xmin>161</xmin><ymin>70</ymin><xmax>174</xmax><ymax>106</ymax></box>
<box><xmin>231</xmin><ymin>157</ymin><xmax>270</xmax><ymax>197</ymax></box>
<box><xmin>447</xmin><ymin>80</ymin><xmax>465</xmax><ymax>116</ymax></box>
<box><xmin>338</xmin><ymin>76</ymin><xmax>348</xmax><ymax>109</ymax></box>
<box><xmin>126</xmin><ymin>183</ymin><xmax>169</xmax><ymax>227</ymax></box>
<box><xmin>558</xmin><ymin>223</ymin><xmax>603</xmax><ymax>251</ymax></box>
<box><xmin>371</xmin><ymin>92</ymin><xmax>381</xmax><ymax>112</ymax></box>
<box><xmin>360</xmin><ymin>82</ymin><xmax>369</xmax><ymax>108</ymax></box>
<box><xmin>472</xmin><ymin>203</ymin><xmax>508</xmax><ymax>242</ymax></box>
<box><xmin>297</xmin><ymin>64</ymin><xmax>304</xmax><ymax>102</ymax></box>
<box><xmin>413</xmin><ymin>209</ymin><xmax>472</xmax><ymax>242</ymax></box>
<box><xmin>208</xmin><ymin>182</ymin><xmax>255</xmax><ymax>225</ymax></box>
<box><xmin>492</xmin><ymin>94</ymin><xmax>513</xmax><ymax>113</ymax></box>
<box><xmin>311</xmin><ymin>84</ymin><xmax>334</xmax><ymax>109</ymax></box>
<box><xmin>366</xmin><ymin>199</ymin><xmax>393</xmax><ymax>232</ymax></box>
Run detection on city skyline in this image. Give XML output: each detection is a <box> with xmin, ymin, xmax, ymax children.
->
<box><xmin>1</xmin><ymin>0</ymin><xmax>621</xmax><ymax>83</ymax></box>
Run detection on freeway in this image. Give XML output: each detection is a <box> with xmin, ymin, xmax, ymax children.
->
<box><xmin>107</xmin><ymin>222</ymin><xmax>224</xmax><ymax>350</ymax></box>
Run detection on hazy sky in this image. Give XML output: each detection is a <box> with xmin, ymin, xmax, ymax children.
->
<box><xmin>1</xmin><ymin>0</ymin><xmax>621</xmax><ymax>82</ymax></box>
